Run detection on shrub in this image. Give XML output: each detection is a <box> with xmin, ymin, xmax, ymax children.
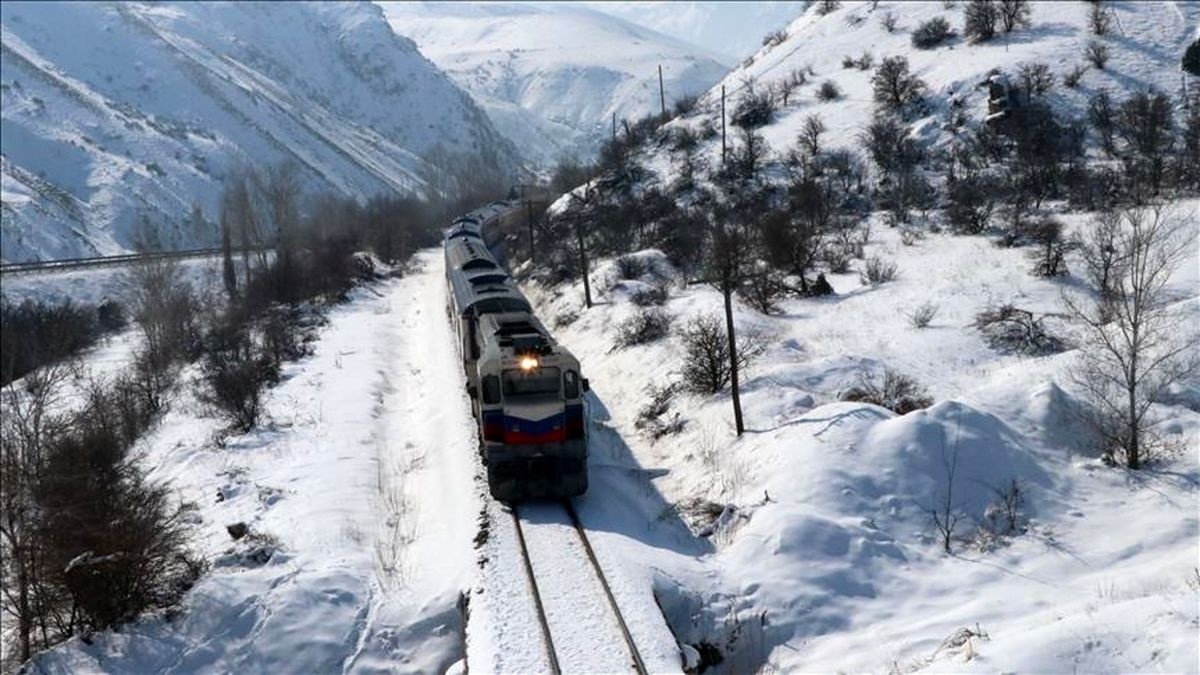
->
<box><xmin>1062</xmin><ymin>63</ymin><xmax>1087</xmax><ymax>89</ymax></box>
<box><xmin>763</xmin><ymin>29</ymin><xmax>787</xmax><ymax>47</ymax></box>
<box><xmin>673</xmin><ymin>94</ymin><xmax>700</xmax><ymax>117</ymax></box>
<box><xmin>615</xmin><ymin>308</ymin><xmax>673</xmax><ymax>348</ymax></box>
<box><xmin>815</xmin><ymin>0</ymin><xmax>841</xmax><ymax>15</ymax></box>
<box><xmin>821</xmin><ymin>244</ymin><xmax>854</xmax><ymax>273</ymax></box>
<box><xmin>678</xmin><ymin>316</ymin><xmax>767</xmax><ymax>395</ymax></box>
<box><xmin>0</xmin><ymin>298</ymin><xmax>103</xmax><ymax>385</ymax></box>
<box><xmin>635</xmin><ymin>382</ymin><xmax>685</xmax><ymax>441</ymax></box>
<box><xmin>1027</xmin><ymin>217</ymin><xmax>1071</xmax><ymax>277</ymax></box>
<box><xmin>1089</xmin><ymin>3</ymin><xmax>1111</xmax><ymax>36</ymax></box>
<box><xmin>816</xmin><ymin>79</ymin><xmax>841</xmax><ymax>101</ymax></box>
<box><xmin>963</xmin><ymin>0</ymin><xmax>998</xmax><ymax>42</ymax></box>
<box><xmin>998</xmin><ymin>0</ymin><xmax>1031</xmax><ymax>32</ymax></box>
<box><xmin>907</xmin><ymin>301</ymin><xmax>939</xmax><ymax>328</ymax></box>
<box><xmin>731</xmin><ymin>89</ymin><xmax>775</xmax><ymax>129</ymax></box>
<box><xmin>200</xmin><ymin>327</ymin><xmax>278</xmax><ymax>431</ymax></box>
<box><xmin>630</xmin><ymin>284</ymin><xmax>669</xmax><ymax>307</ymax></box>
<box><xmin>973</xmin><ymin>304</ymin><xmax>1064</xmax><ymax>354</ymax></box>
<box><xmin>1085</xmin><ymin>40</ymin><xmax>1109</xmax><ymax>69</ymax></box>
<box><xmin>859</xmin><ymin>255</ymin><xmax>899</xmax><ymax>286</ymax></box>
<box><xmin>1017</xmin><ymin>62</ymin><xmax>1054</xmax><ymax>99</ymax></box>
<box><xmin>97</xmin><ymin>299</ymin><xmax>128</xmax><ymax>333</ymax></box>
<box><xmin>873</xmin><ymin>56</ymin><xmax>926</xmax><ymax>111</ymax></box>
<box><xmin>1185</xmin><ymin>40</ymin><xmax>1200</xmax><ymax>76</ymax></box>
<box><xmin>615</xmin><ymin>255</ymin><xmax>650</xmax><ymax>280</ymax></box>
<box><xmin>912</xmin><ymin>16</ymin><xmax>954</xmax><ymax>48</ymax></box>
<box><xmin>880</xmin><ymin>11</ymin><xmax>898</xmax><ymax>32</ymax></box>
<box><xmin>553</xmin><ymin>310</ymin><xmax>580</xmax><ymax>329</ymax></box>
<box><xmin>841</xmin><ymin>368</ymin><xmax>933</xmax><ymax>414</ymax></box>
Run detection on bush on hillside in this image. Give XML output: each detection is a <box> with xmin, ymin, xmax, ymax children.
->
<box><xmin>840</xmin><ymin>368</ymin><xmax>933</xmax><ymax>414</ymax></box>
<box><xmin>816</xmin><ymin>79</ymin><xmax>841</xmax><ymax>101</ymax></box>
<box><xmin>912</xmin><ymin>16</ymin><xmax>954</xmax><ymax>49</ymax></box>
<box><xmin>963</xmin><ymin>0</ymin><xmax>998</xmax><ymax>42</ymax></box>
<box><xmin>678</xmin><ymin>316</ymin><xmax>768</xmax><ymax>395</ymax></box>
<box><xmin>859</xmin><ymin>255</ymin><xmax>899</xmax><ymax>286</ymax></box>
<box><xmin>1</xmin><ymin>298</ymin><xmax>104</xmax><ymax>386</ymax></box>
<box><xmin>1085</xmin><ymin>40</ymin><xmax>1109</xmax><ymax>69</ymax></box>
<box><xmin>1184</xmin><ymin>40</ymin><xmax>1200</xmax><ymax>76</ymax></box>
<box><xmin>973</xmin><ymin>304</ymin><xmax>1064</xmax><ymax>354</ymax></box>
<box><xmin>872</xmin><ymin>56</ymin><xmax>926</xmax><ymax>111</ymax></box>
<box><xmin>615</xmin><ymin>308</ymin><xmax>673</xmax><ymax>348</ymax></box>
<box><xmin>731</xmin><ymin>89</ymin><xmax>776</xmax><ymax>129</ymax></box>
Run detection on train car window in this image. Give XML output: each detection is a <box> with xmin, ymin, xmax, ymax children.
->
<box><xmin>502</xmin><ymin>367</ymin><xmax>561</xmax><ymax>396</ymax></box>
<box><xmin>482</xmin><ymin>375</ymin><xmax>501</xmax><ymax>404</ymax></box>
<box><xmin>563</xmin><ymin>370</ymin><xmax>580</xmax><ymax>399</ymax></box>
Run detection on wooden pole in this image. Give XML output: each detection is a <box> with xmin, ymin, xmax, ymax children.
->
<box><xmin>611</xmin><ymin>112</ymin><xmax>616</xmax><ymax>144</ymax></box>
<box><xmin>658</xmin><ymin>64</ymin><xmax>666</xmax><ymax>119</ymax></box>
<box><xmin>721</xmin><ymin>85</ymin><xmax>727</xmax><ymax>166</ymax></box>
<box><xmin>526</xmin><ymin>195</ymin><xmax>535</xmax><ymax>263</ymax></box>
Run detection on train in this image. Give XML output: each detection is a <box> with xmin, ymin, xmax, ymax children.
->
<box><xmin>443</xmin><ymin>201</ymin><xmax>589</xmax><ymax>502</ymax></box>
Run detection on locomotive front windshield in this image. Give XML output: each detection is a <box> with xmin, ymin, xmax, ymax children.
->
<box><xmin>502</xmin><ymin>367</ymin><xmax>561</xmax><ymax>397</ymax></box>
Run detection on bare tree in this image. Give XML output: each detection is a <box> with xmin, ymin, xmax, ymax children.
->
<box><xmin>798</xmin><ymin>114</ymin><xmax>826</xmax><ymax>158</ymax></box>
<box><xmin>928</xmin><ymin>428</ymin><xmax>964</xmax><ymax>553</ymax></box>
<box><xmin>872</xmin><ymin>56</ymin><xmax>926</xmax><ymax>112</ymax></box>
<box><xmin>702</xmin><ymin>204</ymin><xmax>756</xmax><ymax>436</ymax></box>
<box><xmin>560</xmin><ymin>181</ymin><xmax>597</xmax><ymax>308</ymax></box>
<box><xmin>1</xmin><ymin>363</ymin><xmax>70</xmax><ymax>662</ymax></box>
<box><xmin>963</xmin><ymin>0</ymin><xmax>999</xmax><ymax>42</ymax></box>
<box><xmin>997</xmin><ymin>0</ymin><xmax>1031</xmax><ymax>32</ymax></box>
<box><xmin>1077</xmin><ymin>210</ymin><xmax>1126</xmax><ymax>308</ymax></box>
<box><xmin>1064</xmin><ymin>205</ymin><xmax>1198</xmax><ymax>468</ymax></box>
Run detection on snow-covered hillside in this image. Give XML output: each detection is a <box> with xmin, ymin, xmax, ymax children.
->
<box><xmin>577</xmin><ymin>1</ymin><xmax>810</xmax><ymax>63</ymax></box>
<box><xmin>673</xmin><ymin>0</ymin><xmax>1195</xmax><ymax>163</ymax></box>
<box><xmin>525</xmin><ymin>203</ymin><xmax>1200</xmax><ymax>673</ymax></box>
<box><xmin>380</xmin><ymin>2</ymin><xmax>730</xmax><ymax>165</ymax></box>
<box><xmin>0</xmin><ymin>2</ymin><xmax>519</xmax><ymax>263</ymax></box>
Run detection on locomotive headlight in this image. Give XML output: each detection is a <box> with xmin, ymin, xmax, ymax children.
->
<box><xmin>519</xmin><ymin>356</ymin><xmax>539</xmax><ymax>371</ymax></box>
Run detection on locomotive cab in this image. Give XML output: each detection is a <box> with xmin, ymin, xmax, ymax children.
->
<box><xmin>474</xmin><ymin>313</ymin><xmax>587</xmax><ymax>501</ymax></box>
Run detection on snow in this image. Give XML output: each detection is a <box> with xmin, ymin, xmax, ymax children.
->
<box><xmin>522</xmin><ymin>200</ymin><xmax>1200</xmax><ymax>672</ymax></box>
<box><xmin>28</xmin><ymin>251</ymin><xmax>483</xmax><ymax>674</ymax></box>
<box><xmin>662</xmin><ymin>0</ymin><xmax>1197</xmax><ymax>175</ymax></box>
<box><xmin>572</xmin><ymin>1</ymin><xmax>810</xmax><ymax>63</ymax></box>
<box><xmin>0</xmin><ymin>2</ymin><xmax>518</xmax><ymax>263</ymax></box>
<box><xmin>380</xmin><ymin>2</ymin><xmax>729</xmax><ymax>165</ymax></box>
<box><xmin>9</xmin><ymin>2</ymin><xmax>1200</xmax><ymax>671</ymax></box>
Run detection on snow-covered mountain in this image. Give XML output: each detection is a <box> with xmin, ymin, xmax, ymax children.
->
<box><xmin>576</xmin><ymin>1</ymin><xmax>810</xmax><ymax>63</ymax></box>
<box><xmin>380</xmin><ymin>2</ymin><xmax>730</xmax><ymax>165</ymax></box>
<box><xmin>0</xmin><ymin>2</ymin><xmax>519</xmax><ymax>263</ymax></box>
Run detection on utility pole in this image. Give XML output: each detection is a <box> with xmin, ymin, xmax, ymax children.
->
<box><xmin>721</xmin><ymin>84</ymin><xmax>727</xmax><ymax>166</ymax></box>
<box><xmin>526</xmin><ymin>193</ymin><xmax>535</xmax><ymax>263</ymax></box>
<box><xmin>658</xmin><ymin>64</ymin><xmax>666</xmax><ymax>119</ymax></box>
<box><xmin>611</xmin><ymin>112</ymin><xmax>616</xmax><ymax>144</ymax></box>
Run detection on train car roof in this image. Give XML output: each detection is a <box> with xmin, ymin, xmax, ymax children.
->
<box><xmin>448</xmin><ymin>271</ymin><xmax>531</xmax><ymax>317</ymax></box>
<box><xmin>445</xmin><ymin>238</ymin><xmax>499</xmax><ymax>272</ymax></box>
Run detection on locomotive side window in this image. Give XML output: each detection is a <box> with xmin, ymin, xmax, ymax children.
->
<box><xmin>502</xmin><ymin>367</ymin><xmax>561</xmax><ymax>396</ymax></box>
<box><xmin>482</xmin><ymin>375</ymin><xmax>501</xmax><ymax>404</ymax></box>
<box><xmin>563</xmin><ymin>370</ymin><xmax>580</xmax><ymax>399</ymax></box>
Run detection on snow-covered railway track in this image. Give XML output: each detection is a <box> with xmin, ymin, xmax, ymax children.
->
<box><xmin>510</xmin><ymin>500</ymin><xmax>648</xmax><ymax>674</ymax></box>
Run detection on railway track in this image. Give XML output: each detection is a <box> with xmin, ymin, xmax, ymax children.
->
<box><xmin>510</xmin><ymin>500</ymin><xmax>648</xmax><ymax>675</ymax></box>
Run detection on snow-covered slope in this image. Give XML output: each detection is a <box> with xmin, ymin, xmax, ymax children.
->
<box><xmin>577</xmin><ymin>1</ymin><xmax>810</xmax><ymax>62</ymax></box>
<box><xmin>0</xmin><ymin>2</ymin><xmax>519</xmax><ymax>263</ymax></box>
<box><xmin>660</xmin><ymin>0</ymin><xmax>1196</xmax><ymax>175</ymax></box>
<box><xmin>380</xmin><ymin>2</ymin><xmax>730</xmax><ymax>165</ymax></box>
<box><xmin>526</xmin><ymin>200</ymin><xmax>1199</xmax><ymax>673</ymax></box>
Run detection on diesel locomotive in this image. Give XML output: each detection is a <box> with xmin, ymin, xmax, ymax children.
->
<box><xmin>443</xmin><ymin>202</ymin><xmax>588</xmax><ymax>501</ymax></box>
